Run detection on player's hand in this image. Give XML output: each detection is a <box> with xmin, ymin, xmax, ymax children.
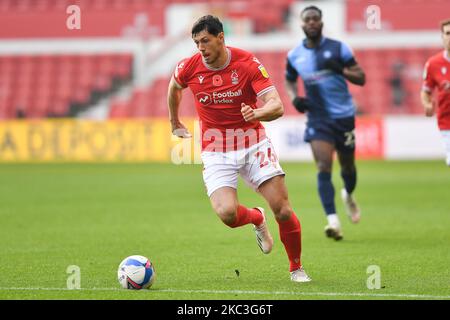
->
<box><xmin>171</xmin><ymin>121</ymin><xmax>192</xmax><ymax>138</ymax></box>
<box><xmin>424</xmin><ymin>103</ymin><xmax>434</xmax><ymax>117</ymax></box>
<box><xmin>324</xmin><ymin>59</ymin><xmax>344</xmax><ymax>75</ymax></box>
<box><xmin>292</xmin><ymin>96</ymin><xmax>313</xmax><ymax>113</ymax></box>
<box><xmin>241</xmin><ymin>103</ymin><xmax>257</xmax><ymax>122</ymax></box>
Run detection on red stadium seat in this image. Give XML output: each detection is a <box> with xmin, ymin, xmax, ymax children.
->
<box><xmin>109</xmin><ymin>99</ymin><xmax>131</xmax><ymax>118</ymax></box>
<box><xmin>72</xmin><ymin>88</ymin><xmax>91</xmax><ymax>104</ymax></box>
<box><xmin>97</xmin><ymin>55</ymin><xmax>115</xmax><ymax>76</ymax></box>
<box><xmin>93</xmin><ymin>76</ymin><xmax>112</xmax><ymax>92</ymax></box>
<box><xmin>49</xmin><ymin>98</ymin><xmax>70</xmax><ymax>117</ymax></box>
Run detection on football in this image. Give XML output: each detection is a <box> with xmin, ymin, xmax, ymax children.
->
<box><xmin>117</xmin><ymin>255</ymin><xmax>156</xmax><ymax>290</ymax></box>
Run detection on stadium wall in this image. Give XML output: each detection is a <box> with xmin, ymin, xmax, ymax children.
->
<box><xmin>0</xmin><ymin>116</ymin><xmax>443</xmax><ymax>162</ymax></box>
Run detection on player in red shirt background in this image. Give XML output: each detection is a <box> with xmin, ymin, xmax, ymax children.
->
<box><xmin>421</xmin><ymin>19</ymin><xmax>450</xmax><ymax>166</ymax></box>
<box><xmin>167</xmin><ymin>15</ymin><xmax>311</xmax><ymax>282</ymax></box>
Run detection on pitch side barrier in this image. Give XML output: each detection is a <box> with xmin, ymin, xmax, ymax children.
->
<box><xmin>0</xmin><ymin>116</ymin><xmax>442</xmax><ymax>162</ymax></box>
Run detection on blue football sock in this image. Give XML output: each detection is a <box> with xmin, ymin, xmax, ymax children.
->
<box><xmin>317</xmin><ymin>171</ymin><xmax>336</xmax><ymax>215</ymax></box>
<box><xmin>341</xmin><ymin>170</ymin><xmax>357</xmax><ymax>195</ymax></box>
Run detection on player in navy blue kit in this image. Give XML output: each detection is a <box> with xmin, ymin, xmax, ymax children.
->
<box><xmin>284</xmin><ymin>6</ymin><xmax>366</xmax><ymax>240</ymax></box>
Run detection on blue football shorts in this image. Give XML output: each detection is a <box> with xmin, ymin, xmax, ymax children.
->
<box><xmin>304</xmin><ymin>116</ymin><xmax>356</xmax><ymax>153</ymax></box>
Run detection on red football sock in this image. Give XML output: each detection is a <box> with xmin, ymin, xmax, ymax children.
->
<box><xmin>277</xmin><ymin>212</ymin><xmax>302</xmax><ymax>272</ymax></box>
<box><xmin>228</xmin><ymin>205</ymin><xmax>264</xmax><ymax>228</ymax></box>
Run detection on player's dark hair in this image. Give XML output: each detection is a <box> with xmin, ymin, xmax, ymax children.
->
<box><xmin>301</xmin><ymin>6</ymin><xmax>322</xmax><ymax>20</ymax></box>
<box><xmin>191</xmin><ymin>15</ymin><xmax>224</xmax><ymax>37</ymax></box>
<box><xmin>441</xmin><ymin>19</ymin><xmax>450</xmax><ymax>32</ymax></box>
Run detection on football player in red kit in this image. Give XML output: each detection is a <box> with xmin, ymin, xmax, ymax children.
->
<box><xmin>421</xmin><ymin>19</ymin><xmax>450</xmax><ymax>166</ymax></box>
<box><xmin>167</xmin><ymin>15</ymin><xmax>311</xmax><ymax>282</ymax></box>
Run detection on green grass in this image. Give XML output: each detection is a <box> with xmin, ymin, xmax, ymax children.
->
<box><xmin>0</xmin><ymin>161</ymin><xmax>449</xmax><ymax>300</ymax></box>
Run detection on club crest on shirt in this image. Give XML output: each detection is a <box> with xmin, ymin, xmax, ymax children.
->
<box><xmin>442</xmin><ymin>67</ymin><xmax>447</xmax><ymax>75</ymax></box>
<box><xmin>323</xmin><ymin>50</ymin><xmax>332</xmax><ymax>59</ymax></box>
<box><xmin>198</xmin><ymin>75</ymin><xmax>204</xmax><ymax>84</ymax></box>
<box><xmin>258</xmin><ymin>65</ymin><xmax>269</xmax><ymax>78</ymax></box>
<box><xmin>213</xmin><ymin>74</ymin><xmax>223</xmax><ymax>86</ymax></box>
<box><xmin>231</xmin><ymin>70</ymin><xmax>239</xmax><ymax>85</ymax></box>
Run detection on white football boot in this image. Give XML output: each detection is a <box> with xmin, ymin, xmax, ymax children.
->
<box><xmin>341</xmin><ymin>188</ymin><xmax>361</xmax><ymax>223</ymax></box>
<box><xmin>290</xmin><ymin>267</ymin><xmax>312</xmax><ymax>283</ymax></box>
<box><xmin>253</xmin><ymin>207</ymin><xmax>273</xmax><ymax>254</ymax></box>
<box><xmin>325</xmin><ymin>214</ymin><xmax>344</xmax><ymax>241</ymax></box>
<box><xmin>324</xmin><ymin>224</ymin><xmax>344</xmax><ymax>241</ymax></box>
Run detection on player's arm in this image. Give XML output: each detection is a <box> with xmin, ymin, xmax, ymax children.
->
<box><xmin>241</xmin><ymin>89</ymin><xmax>284</xmax><ymax>122</ymax></box>
<box><xmin>420</xmin><ymin>89</ymin><xmax>435</xmax><ymax>117</ymax></box>
<box><xmin>167</xmin><ymin>76</ymin><xmax>191</xmax><ymax>138</ymax></box>
<box><xmin>285</xmin><ymin>78</ymin><xmax>298</xmax><ymax>101</ymax></box>
<box><xmin>325</xmin><ymin>42</ymin><xmax>365</xmax><ymax>86</ymax></box>
<box><xmin>421</xmin><ymin>61</ymin><xmax>435</xmax><ymax>117</ymax></box>
<box><xmin>284</xmin><ymin>58</ymin><xmax>313</xmax><ymax>113</ymax></box>
<box><xmin>326</xmin><ymin>59</ymin><xmax>366</xmax><ymax>86</ymax></box>
<box><xmin>342</xmin><ymin>64</ymin><xmax>366</xmax><ymax>86</ymax></box>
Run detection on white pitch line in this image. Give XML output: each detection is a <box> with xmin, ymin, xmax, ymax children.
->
<box><xmin>0</xmin><ymin>287</ymin><xmax>449</xmax><ymax>299</ymax></box>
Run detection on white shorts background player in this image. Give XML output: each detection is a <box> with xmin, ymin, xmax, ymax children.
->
<box><xmin>441</xmin><ymin>131</ymin><xmax>450</xmax><ymax>166</ymax></box>
<box><xmin>167</xmin><ymin>15</ymin><xmax>311</xmax><ymax>282</ymax></box>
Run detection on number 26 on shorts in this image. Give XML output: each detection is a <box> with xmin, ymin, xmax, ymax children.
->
<box><xmin>255</xmin><ymin>147</ymin><xmax>279</xmax><ymax>169</ymax></box>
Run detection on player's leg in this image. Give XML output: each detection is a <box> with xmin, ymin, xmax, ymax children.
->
<box><xmin>202</xmin><ymin>151</ymin><xmax>266</xmax><ymax>230</ymax></box>
<box><xmin>240</xmin><ymin>139</ymin><xmax>310</xmax><ymax>281</ymax></box>
<box><xmin>310</xmin><ymin>140</ymin><xmax>343</xmax><ymax>240</ymax></box>
<box><xmin>209</xmin><ymin>187</ymin><xmax>264</xmax><ymax>229</ymax></box>
<box><xmin>337</xmin><ymin>150</ymin><xmax>361</xmax><ymax>223</ymax></box>
<box><xmin>209</xmin><ymin>186</ymin><xmax>272</xmax><ymax>254</ymax></box>
<box><xmin>335</xmin><ymin>117</ymin><xmax>360</xmax><ymax>223</ymax></box>
<box><xmin>338</xmin><ymin>150</ymin><xmax>357</xmax><ymax>194</ymax></box>
<box><xmin>258</xmin><ymin>175</ymin><xmax>311</xmax><ymax>282</ymax></box>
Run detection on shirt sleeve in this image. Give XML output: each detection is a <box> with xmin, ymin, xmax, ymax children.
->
<box><xmin>340</xmin><ymin>42</ymin><xmax>357</xmax><ymax>67</ymax></box>
<box><xmin>172</xmin><ymin>59</ymin><xmax>188</xmax><ymax>89</ymax></box>
<box><xmin>422</xmin><ymin>60</ymin><xmax>435</xmax><ymax>93</ymax></box>
<box><xmin>250</xmin><ymin>56</ymin><xmax>275</xmax><ymax>97</ymax></box>
<box><xmin>285</xmin><ymin>57</ymin><xmax>298</xmax><ymax>82</ymax></box>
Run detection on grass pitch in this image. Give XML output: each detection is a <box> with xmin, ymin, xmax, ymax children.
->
<box><xmin>0</xmin><ymin>161</ymin><xmax>449</xmax><ymax>300</ymax></box>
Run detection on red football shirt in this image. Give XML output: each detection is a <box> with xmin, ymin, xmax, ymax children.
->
<box><xmin>173</xmin><ymin>46</ymin><xmax>275</xmax><ymax>151</ymax></box>
<box><xmin>422</xmin><ymin>50</ymin><xmax>450</xmax><ymax>130</ymax></box>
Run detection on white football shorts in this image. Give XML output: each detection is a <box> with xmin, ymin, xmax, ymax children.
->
<box><xmin>201</xmin><ymin>139</ymin><xmax>285</xmax><ymax>197</ymax></box>
<box><xmin>441</xmin><ymin>130</ymin><xmax>450</xmax><ymax>166</ymax></box>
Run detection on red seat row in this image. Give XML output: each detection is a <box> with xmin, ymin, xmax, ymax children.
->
<box><xmin>0</xmin><ymin>0</ymin><xmax>293</xmax><ymax>36</ymax></box>
<box><xmin>0</xmin><ymin>53</ymin><xmax>133</xmax><ymax>119</ymax></box>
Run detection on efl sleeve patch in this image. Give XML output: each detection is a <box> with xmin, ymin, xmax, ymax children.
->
<box><xmin>258</xmin><ymin>65</ymin><xmax>270</xmax><ymax>78</ymax></box>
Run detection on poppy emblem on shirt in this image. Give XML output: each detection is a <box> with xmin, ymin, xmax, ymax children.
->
<box><xmin>213</xmin><ymin>75</ymin><xmax>223</xmax><ymax>86</ymax></box>
<box><xmin>196</xmin><ymin>92</ymin><xmax>212</xmax><ymax>106</ymax></box>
